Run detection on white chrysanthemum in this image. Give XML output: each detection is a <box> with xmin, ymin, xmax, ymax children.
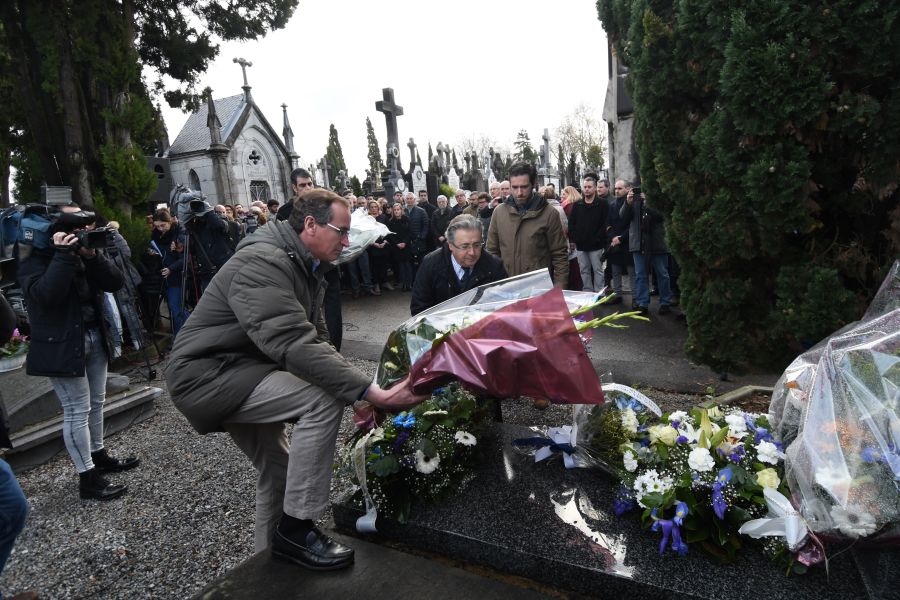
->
<box><xmin>755</xmin><ymin>440</ymin><xmax>784</xmax><ymax>465</ymax></box>
<box><xmin>422</xmin><ymin>410</ymin><xmax>448</xmax><ymax>416</ymax></box>
<box><xmin>623</xmin><ymin>450</ymin><xmax>638</xmax><ymax>472</ymax></box>
<box><xmin>831</xmin><ymin>506</ymin><xmax>878</xmax><ymax>538</ymax></box>
<box><xmin>454</xmin><ymin>430</ymin><xmax>477</xmax><ymax>446</ymax></box>
<box><xmin>414</xmin><ymin>450</ymin><xmax>440</xmax><ymax>474</ymax></box>
<box><xmin>725</xmin><ymin>413</ymin><xmax>748</xmax><ymax>436</ymax></box>
<box><xmin>668</xmin><ymin>410</ymin><xmax>688</xmax><ymax>424</ymax></box>
<box><xmin>633</xmin><ymin>469</ymin><xmax>674</xmax><ymax>505</ymax></box>
<box><xmin>620</xmin><ymin>408</ymin><xmax>639</xmax><ymax>434</ymax></box>
<box><xmin>687</xmin><ymin>447</ymin><xmax>715</xmax><ymax>472</ymax></box>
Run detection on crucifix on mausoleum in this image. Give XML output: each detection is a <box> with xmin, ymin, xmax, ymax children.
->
<box><xmin>233</xmin><ymin>57</ymin><xmax>253</xmax><ymax>100</ymax></box>
<box><xmin>376</xmin><ymin>88</ymin><xmax>406</xmax><ymax>196</ymax></box>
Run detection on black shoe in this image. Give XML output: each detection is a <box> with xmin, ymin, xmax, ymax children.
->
<box><xmin>79</xmin><ymin>468</ymin><xmax>127</xmax><ymax>501</ymax></box>
<box><xmin>605</xmin><ymin>296</ymin><xmax>623</xmax><ymax>305</ymax></box>
<box><xmin>272</xmin><ymin>526</ymin><xmax>354</xmax><ymax>571</ymax></box>
<box><xmin>658</xmin><ymin>305</ymin><xmax>672</xmax><ymax>315</ymax></box>
<box><xmin>91</xmin><ymin>448</ymin><xmax>140</xmax><ymax>473</ymax></box>
<box><xmin>638</xmin><ymin>306</ymin><xmax>650</xmax><ymax>316</ymax></box>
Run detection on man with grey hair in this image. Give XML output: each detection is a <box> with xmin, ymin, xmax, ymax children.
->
<box><xmin>166</xmin><ymin>188</ymin><xmax>425</xmax><ymax>571</ymax></box>
<box><xmin>430</xmin><ymin>195</ymin><xmax>453</xmax><ymax>246</ymax></box>
<box><xmin>410</xmin><ymin>213</ymin><xmax>507</xmax><ymax>315</ymax></box>
<box><xmin>403</xmin><ymin>191</ymin><xmax>429</xmax><ymax>274</ymax></box>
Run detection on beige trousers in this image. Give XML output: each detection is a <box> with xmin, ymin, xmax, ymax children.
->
<box><xmin>224</xmin><ymin>370</ymin><xmax>345</xmax><ymax>552</ymax></box>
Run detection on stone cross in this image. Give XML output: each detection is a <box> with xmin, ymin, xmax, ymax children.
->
<box><xmin>376</xmin><ymin>88</ymin><xmax>404</xmax><ymax>167</ymax></box>
<box><xmin>542</xmin><ymin>128</ymin><xmax>551</xmax><ymax>169</ymax></box>
<box><xmin>233</xmin><ymin>57</ymin><xmax>253</xmax><ymax>87</ymax></box>
<box><xmin>407</xmin><ymin>138</ymin><xmax>417</xmax><ymax>166</ymax></box>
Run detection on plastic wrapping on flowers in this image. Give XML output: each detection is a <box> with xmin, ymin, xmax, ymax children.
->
<box><xmin>334</xmin><ymin>211</ymin><xmax>391</xmax><ymax>265</ymax></box>
<box><xmin>376</xmin><ymin>270</ymin><xmax>598</xmax><ymax>387</ymax></box>
<box><xmin>768</xmin><ymin>260</ymin><xmax>900</xmax><ymax>546</ymax></box>
<box><xmin>339</xmin><ymin>383</ymin><xmax>495</xmax><ymax>523</ymax></box>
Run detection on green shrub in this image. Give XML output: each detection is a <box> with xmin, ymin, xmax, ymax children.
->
<box><xmin>597</xmin><ymin>0</ymin><xmax>900</xmax><ymax>372</ymax></box>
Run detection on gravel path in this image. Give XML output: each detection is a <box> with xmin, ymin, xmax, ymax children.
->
<box><xmin>1</xmin><ymin>358</ymin><xmax>702</xmax><ymax>599</ymax></box>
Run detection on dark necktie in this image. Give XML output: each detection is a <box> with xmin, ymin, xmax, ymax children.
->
<box><xmin>460</xmin><ymin>266</ymin><xmax>472</xmax><ymax>287</ymax></box>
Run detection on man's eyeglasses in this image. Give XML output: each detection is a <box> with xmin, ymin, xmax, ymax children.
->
<box><xmin>449</xmin><ymin>240</ymin><xmax>484</xmax><ymax>252</ymax></box>
<box><xmin>323</xmin><ymin>222</ymin><xmax>351</xmax><ymax>240</ymax></box>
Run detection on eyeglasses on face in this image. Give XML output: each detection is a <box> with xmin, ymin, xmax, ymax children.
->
<box><xmin>323</xmin><ymin>222</ymin><xmax>351</xmax><ymax>239</ymax></box>
<box><xmin>449</xmin><ymin>240</ymin><xmax>484</xmax><ymax>252</ymax></box>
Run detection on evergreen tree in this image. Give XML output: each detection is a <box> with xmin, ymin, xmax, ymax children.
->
<box><xmin>513</xmin><ymin>130</ymin><xmax>538</xmax><ymax>164</ymax></box>
<box><xmin>325</xmin><ymin>123</ymin><xmax>347</xmax><ymax>177</ymax></box>
<box><xmin>365</xmin><ymin>117</ymin><xmax>383</xmax><ymax>175</ymax></box>
<box><xmin>0</xmin><ymin>0</ymin><xmax>297</xmax><ymax>211</ymax></box>
<box><xmin>597</xmin><ymin>0</ymin><xmax>900</xmax><ymax>372</ymax></box>
<box><xmin>350</xmin><ymin>175</ymin><xmax>362</xmax><ymax>197</ymax></box>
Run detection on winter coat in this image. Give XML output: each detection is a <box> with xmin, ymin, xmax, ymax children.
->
<box><xmin>405</xmin><ymin>205</ymin><xmax>429</xmax><ymax>243</ymax></box>
<box><xmin>152</xmin><ymin>223</ymin><xmax>184</xmax><ymax>286</ymax></box>
<box><xmin>568</xmin><ymin>197</ymin><xmax>609</xmax><ymax>252</ymax></box>
<box><xmin>485</xmin><ymin>193</ymin><xmax>569</xmax><ymax>286</ymax></box>
<box><xmin>181</xmin><ymin>210</ymin><xmax>234</xmax><ymax>278</ymax></box>
<box><xmin>164</xmin><ymin>219</ymin><xmax>371</xmax><ymax>435</ymax></box>
<box><xmin>619</xmin><ymin>194</ymin><xmax>668</xmax><ymax>254</ymax></box>
<box><xmin>605</xmin><ymin>195</ymin><xmax>631</xmax><ymax>266</ymax></box>
<box><xmin>387</xmin><ymin>215</ymin><xmax>413</xmax><ymax>261</ymax></box>
<box><xmin>18</xmin><ymin>246</ymin><xmax>123</xmax><ymax>377</ymax></box>
<box><xmin>430</xmin><ymin>208</ymin><xmax>454</xmax><ymax>243</ymax></box>
<box><xmin>410</xmin><ymin>244</ymin><xmax>507</xmax><ymax>315</ymax></box>
<box><xmin>367</xmin><ymin>214</ymin><xmax>391</xmax><ymax>260</ymax></box>
<box><xmin>0</xmin><ymin>293</ymin><xmax>14</xmax><ymax>448</ymax></box>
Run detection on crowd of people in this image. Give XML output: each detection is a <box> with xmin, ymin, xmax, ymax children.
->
<box><xmin>0</xmin><ymin>161</ymin><xmax>683</xmax><ymax>595</ymax></box>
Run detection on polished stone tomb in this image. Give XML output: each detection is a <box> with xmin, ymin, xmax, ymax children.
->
<box><xmin>333</xmin><ymin>423</ymin><xmax>869</xmax><ymax>599</ymax></box>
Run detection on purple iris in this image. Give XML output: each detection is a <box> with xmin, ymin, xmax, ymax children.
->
<box><xmin>613</xmin><ymin>486</ymin><xmax>636</xmax><ymax>516</ymax></box>
<box><xmin>674</xmin><ymin>501</ymin><xmax>689</xmax><ymax>525</ymax></box>
<box><xmin>754</xmin><ymin>427</ymin><xmax>773</xmax><ymax>444</ymax></box>
<box><xmin>655</xmin><ymin>519</ymin><xmax>688</xmax><ymax>556</ymax></box>
<box><xmin>861</xmin><ymin>446</ymin><xmax>883</xmax><ymax>463</ymax></box>
<box><xmin>676</xmin><ymin>435</ymin><xmax>689</xmax><ymax>444</ymax></box>
<box><xmin>716</xmin><ymin>466</ymin><xmax>733</xmax><ymax>485</ymax></box>
<box><xmin>712</xmin><ymin>483</ymin><xmax>727</xmax><ymax>520</ymax></box>
<box><xmin>392</xmin><ymin>430</ymin><xmax>410</xmax><ymax>452</ymax></box>
<box><xmin>728</xmin><ymin>446</ymin><xmax>746</xmax><ymax>463</ymax></box>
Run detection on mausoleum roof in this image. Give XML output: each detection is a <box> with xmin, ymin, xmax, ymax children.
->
<box><xmin>167</xmin><ymin>94</ymin><xmax>246</xmax><ymax>156</ymax></box>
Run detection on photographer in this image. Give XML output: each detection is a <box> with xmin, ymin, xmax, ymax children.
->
<box><xmin>17</xmin><ymin>204</ymin><xmax>139</xmax><ymax>501</ymax></box>
<box><xmin>619</xmin><ymin>181</ymin><xmax>672</xmax><ymax>316</ymax></box>
<box><xmin>179</xmin><ymin>202</ymin><xmax>234</xmax><ymax>298</ymax></box>
<box><xmin>148</xmin><ymin>210</ymin><xmax>190</xmax><ymax>335</ymax></box>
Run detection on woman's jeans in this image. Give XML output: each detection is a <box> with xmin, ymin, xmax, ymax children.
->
<box><xmin>48</xmin><ymin>328</ymin><xmax>109</xmax><ymax>473</ymax></box>
<box><xmin>0</xmin><ymin>458</ymin><xmax>28</xmax><ymax>585</ymax></box>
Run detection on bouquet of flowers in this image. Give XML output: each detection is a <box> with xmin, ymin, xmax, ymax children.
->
<box><xmin>606</xmin><ymin>403</ymin><xmax>790</xmax><ymax>563</ymax></box>
<box><xmin>764</xmin><ymin>261</ymin><xmax>900</xmax><ymax>558</ymax></box>
<box><xmin>376</xmin><ymin>270</ymin><xmax>645</xmax><ymax>404</ymax></box>
<box><xmin>343</xmin><ymin>383</ymin><xmax>495</xmax><ymax>530</ymax></box>
<box><xmin>0</xmin><ymin>328</ymin><xmax>27</xmax><ymax>357</ymax></box>
<box><xmin>335</xmin><ymin>210</ymin><xmax>391</xmax><ymax>264</ymax></box>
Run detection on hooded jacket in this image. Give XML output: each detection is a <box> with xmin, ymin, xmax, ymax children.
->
<box><xmin>485</xmin><ymin>192</ymin><xmax>568</xmax><ymax>286</ymax></box>
<box><xmin>164</xmin><ymin>219</ymin><xmax>371</xmax><ymax>434</ymax></box>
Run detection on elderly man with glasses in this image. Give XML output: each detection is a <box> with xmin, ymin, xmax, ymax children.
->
<box><xmin>410</xmin><ymin>214</ymin><xmax>507</xmax><ymax>315</ymax></box>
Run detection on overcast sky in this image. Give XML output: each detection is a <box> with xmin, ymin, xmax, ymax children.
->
<box><xmin>159</xmin><ymin>0</ymin><xmax>610</xmax><ymax>178</ymax></box>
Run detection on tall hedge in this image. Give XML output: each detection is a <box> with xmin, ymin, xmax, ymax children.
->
<box><xmin>597</xmin><ymin>0</ymin><xmax>900</xmax><ymax>372</ymax></box>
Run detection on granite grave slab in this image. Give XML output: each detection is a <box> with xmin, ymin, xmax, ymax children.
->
<box><xmin>334</xmin><ymin>423</ymin><xmax>868</xmax><ymax>600</ymax></box>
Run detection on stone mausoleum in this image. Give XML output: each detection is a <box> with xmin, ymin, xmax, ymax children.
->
<box><xmin>166</xmin><ymin>60</ymin><xmax>299</xmax><ymax>208</ymax></box>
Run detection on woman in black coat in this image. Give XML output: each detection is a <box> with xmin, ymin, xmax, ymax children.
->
<box><xmin>17</xmin><ymin>206</ymin><xmax>139</xmax><ymax>501</ymax></box>
<box><xmin>386</xmin><ymin>202</ymin><xmax>413</xmax><ymax>291</ymax></box>
<box><xmin>366</xmin><ymin>200</ymin><xmax>392</xmax><ymax>292</ymax></box>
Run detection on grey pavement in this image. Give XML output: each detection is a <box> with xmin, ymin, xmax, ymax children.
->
<box><xmin>339</xmin><ymin>287</ymin><xmax>779</xmax><ymax>395</ymax></box>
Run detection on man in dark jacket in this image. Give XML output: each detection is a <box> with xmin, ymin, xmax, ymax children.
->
<box><xmin>410</xmin><ymin>214</ymin><xmax>507</xmax><ymax>315</ymax></box>
<box><xmin>165</xmin><ymin>190</ymin><xmax>425</xmax><ymax>571</ymax></box>
<box><xmin>605</xmin><ymin>180</ymin><xmax>632</xmax><ymax>305</ymax></box>
<box><xmin>568</xmin><ymin>172</ymin><xmax>609</xmax><ymax>292</ymax></box>
<box><xmin>430</xmin><ymin>195</ymin><xmax>453</xmax><ymax>246</ymax></box>
<box><xmin>619</xmin><ymin>181</ymin><xmax>672</xmax><ymax>315</ymax></box>
<box><xmin>403</xmin><ymin>192</ymin><xmax>429</xmax><ymax>274</ymax></box>
<box><xmin>180</xmin><ymin>205</ymin><xmax>233</xmax><ymax>295</ymax></box>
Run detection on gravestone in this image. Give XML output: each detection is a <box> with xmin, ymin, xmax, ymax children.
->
<box><xmin>426</xmin><ymin>174</ymin><xmax>440</xmax><ymax>203</ymax></box>
<box><xmin>411</xmin><ymin>165</ymin><xmax>427</xmax><ymax>196</ymax></box>
<box><xmin>333</xmin><ymin>423</ymin><xmax>869</xmax><ymax>600</ymax></box>
<box><xmin>447</xmin><ymin>167</ymin><xmax>460</xmax><ymax>192</ymax></box>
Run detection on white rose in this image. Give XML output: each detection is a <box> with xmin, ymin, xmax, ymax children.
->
<box><xmin>688</xmin><ymin>447</ymin><xmax>715</xmax><ymax>472</ymax></box>
<box><xmin>649</xmin><ymin>425</ymin><xmax>679</xmax><ymax>446</ymax></box>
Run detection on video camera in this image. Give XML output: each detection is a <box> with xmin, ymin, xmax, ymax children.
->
<box><xmin>19</xmin><ymin>186</ymin><xmax>113</xmax><ymax>252</ymax></box>
<box><xmin>169</xmin><ymin>185</ymin><xmax>212</xmax><ymax>226</ymax></box>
